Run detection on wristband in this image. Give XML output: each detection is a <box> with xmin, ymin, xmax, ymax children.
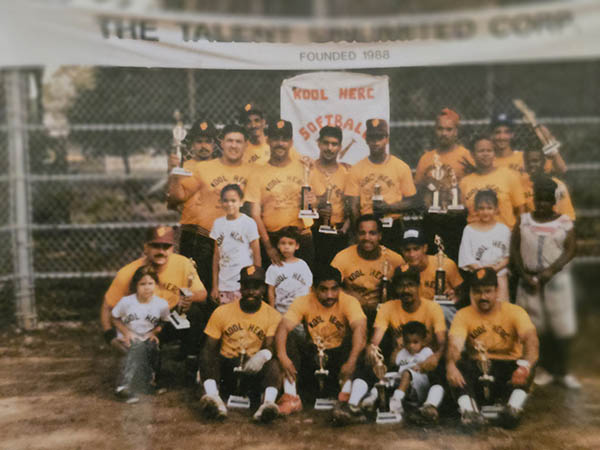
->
<box><xmin>104</xmin><ymin>328</ymin><xmax>117</xmax><ymax>344</ymax></box>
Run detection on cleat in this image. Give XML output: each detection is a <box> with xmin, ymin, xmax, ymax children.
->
<box><xmin>559</xmin><ymin>374</ymin><xmax>582</xmax><ymax>390</ymax></box>
<box><xmin>533</xmin><ymin>367</ymin><xmax>554</xmax><ymax>386</ymax></box>
<box><xmin>277</xmin><ymin>393</ymin><xmax>302</xmax><ymax>415</ymax></box>
<box><xmin>499</xmin><ymin>405</ymin><xmax>522</xmax><ymax>429</ymax></box>
<box><xmin>332</xmin><ymin>403</ymin><xmax>367</xmax><ymax>426</ymax></box>
<box><xmin>115</xmin><ymin>386</ymin><xmax>139</xmax><ymax>404</ymax></box>
<box><xmin>200</xmin><ymin>394</ymin><xmax>227</xmax><ymax>420</ymax></box>
<box><xmin>359</xmin><ymin>387</ymin><xmax>378</xmax><ymax>414</ymax></box>
<box><xmin>253</xmin><ymin>401</ymin><xmax>279</xmax><ymax>423</ymax></box>
<box><xmin>460</xmin><ymin>410</ymin><xmax>486</xmax><ymax>429</ymax></box>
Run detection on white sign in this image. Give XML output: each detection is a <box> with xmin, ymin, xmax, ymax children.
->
<box><xmin>1</xmin><ymin>1</ymin><xmax>600</xmax><ymax>69</ymax></box>
<box><xmin>281</xmin><ymin>72</ymin><xmax>389</xmax><ymax>165</ymax></box>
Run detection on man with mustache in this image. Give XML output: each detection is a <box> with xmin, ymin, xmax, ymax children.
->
<box><xmin>446</xmin><ymin>267</ymin><xmax>539</xmax><ymax>429</ymax></box>
<box><xmin>274</xmin><ymin>265</ymin><xmax>366</xmax><ymax>415</ymax></box>
<box><xmin>247</xmin><ymin>119</ymin><xmax>316</xmax><ymax>268</ymax></box>
<box><xmin>100</xmin><ymin>226</ymin><xmax>208</xmax><ymax>378</ymax></box>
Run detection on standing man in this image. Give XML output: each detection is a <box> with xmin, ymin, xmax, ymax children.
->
<box><xmin>446</xmin><ymin>268</ymin><xmax>539</xmax><ymax>428</ymax></box>
<box><xmin>100</xmin><ymin>226</ymin><xmax>208</xmax><ymax>370</ymax></box>
<box><xmin>311</xmin><ymin>126</ymin><xmax>351</xmax><ymax>264</ymax></box>
<box><xmin>239</xmin><ymin>103</ymin><xmax>270</xmax><ymax>166</ymax></box>
<box><xmin>331</xmin><ymin>214</ymin><xmax>405</xmax><ymax>328</ymax></box>
<box><xmin>168</xmin><ymin>124</ymin><xmax>252</xmax><ymax>293</ymax></box>
<box><xmin>247</xmin><ymin>119</ymin><xmax>316</xmax><ymax>268</ymax></box>
<box><xmin>345</xmin><ymin>119</ymin><xmax>418</xmax><ymax>253</ymax></box>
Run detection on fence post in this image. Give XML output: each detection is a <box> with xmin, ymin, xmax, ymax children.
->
<box><xmin>5</xmin><ymin>69</ymin><xmax>36</xmax><ymax>329</ymax></box>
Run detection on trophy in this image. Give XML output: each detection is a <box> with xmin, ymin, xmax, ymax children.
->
<box><xmin>379</xmin><ymin>257</ymin><xmax>390</xmax><ymax>306</ymax></box>
<box><xmin>313</xmin><ymin>336</ymin><xmax>335</xmax><ymax>410</ymax></box>
<box><xmin>513</xmin><ymin>99</ymin><xmax>561</xmax><ymax>156</ymax></box>
<box><xmin>318</xmin><ymin>185</ymin><xmax>338</xmax><ymax>235</ymax></box>
<box><xmin>372</xmin><ymin>183</ymin><xmax>392</xmax><ymax>228</ymax></box>
<box><xmin>168</xmin><ymin>272</ymin><xmax>193</xmax><ymax>330</ymax></box>
<box><xmin>433</xmin><ymin>235</ymin><xmax>453</xmax><ymax>306</ymax></box>
<box><xmin>227</xmin><ymin>331</ymin><xmax>251</xmax><ymax>409</ymax></box>
<box><xmin>427</xmin><ymin>153</ymin><xmax>445</xmax><ymax>213</ymax></box>
<box><xmin>473</xmin><ymin>340</ymin><xmax>502</xmax><ymax>420</ymax></box>
<box><xmin>170</xmin><ymin>110</ymin><xmax>193</xmax><ymax>177</ymax></box>
<box><xmin>299</xmin><ymin>157</ymin><xmax>319</xmax><ymax>219</ymax></box>
<box><xmin>447</xmin><ymin>170</ymin><xmax>464</xmax><ymax>211</ymax></box>
<box><xmin>372</xmin><ymin>346</ymin><xmax>401</xmax><ymax>424</ymax></box>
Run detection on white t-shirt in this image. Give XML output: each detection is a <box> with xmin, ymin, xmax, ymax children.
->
<box><xmin>519</xmin><ymin>212</ymin><xmax>573</xmax><ymax>272</ymax></box>
<box><xmin>394</xmin><ymin>346</ymin><xmax>434</xmax><ymax>373</ymax></box>
<box><xmin>266</xmin><ymin>259</ymin><xmax>313</xmax><ymax>314</ymax></box>
<box><xmin>210</xmin><ymin>213</ymin><xmax>259</xmax><ymax>291</ymax></box>
<box><xmin>111</xmin><ymin>294</ymin><xmax>170</xmax><ymax>339</ymax></box>
<box><xmin>458</xmin><ymin>223</ymin><xmax>511</xmax><ymax>276</ymax></box>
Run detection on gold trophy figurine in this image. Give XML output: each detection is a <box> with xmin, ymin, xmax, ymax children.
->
<box><xmin>318</xmin><ymin>185</ymin><xmax>338</xmax><ymax>235</ymax></box>
<box><xmin>447</xmin><ymin>170</ymin><xmax>464</xmax><ymax>211</ymax></box>
<box><xmin>372</xmin><ymin>183</ymin><xmax>392</xmax><ymax>228</ymax></box>
<box><xmin>299</xmin><ymin>157</ymin><xmax>319</xmax><ymax>219</ymax></box>
<box><xmin>433</xmin><ymin>235</ymin><xmax>452</xmax><ymax>306</ymax></box>
<box><xmin>170</xmin><ymin>110</ymin><xmax>193</xmax><ymax>177</ymax></box>
<box><xmin>314</xmin><ymin>335</ymin><xmax>334</xmax><ymax>410</ymax></box>
<box><xmin>427</xmin><ymin>153</ymin><xmax>445</xmax><ymax>213</ymax></box>
<box><xmin>227</xmin><ymin>331</ymin><xmax>251</xmax><ymax>409</ymax></box>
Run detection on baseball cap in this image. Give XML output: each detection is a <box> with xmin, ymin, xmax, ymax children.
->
<box><xmin>490</xmin><ymin>112</ymin><xmax>513</xmax><ymax>129</ymax></box>
<box><xmin>402</xmin><ymin>228</ymin><xmax>427</xmax><ymax>246</ymax></box>
<box><xmin>145</xmin><ymin>226</ymin><xmax>175</xmax><ymax>245</ymax></box>
<box><xmin>266</xmin><ymin>119</ymin><xmax>293</xmax><ymax>139</ymax></box>
<box><xmin>392</xmin><ymin>265</ymin><xmax>420</xmax><ymax>285</ymax></box>
<box><xmin>438</xmin><ymin>107</ymin><xmax>460</xmax><ymax>125</ymax></box>
<box><xmin>239</xmin><ymin>103</ymin><xmax>264</xmax><ymax>122</ymax></box>
<box><xmin>240</xmin><ymin>265</ymin><xmax>266</xmax><ymax>284</ymax></box>
<box><xmin>366</xmin><ymin>119</ymin><xmax>388</xmax><ymax>137</ymax></box>
<box><xmin>186</xmin><ymin>119</ymin><xmax>217</xmax><ymax>141</ymax></box>
<box><xmin>469</xmin><ymin>268</ymin><xmax>498</xmax><ymax>287</ymax></box>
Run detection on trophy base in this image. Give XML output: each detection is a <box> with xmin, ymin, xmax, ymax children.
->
<box><xmin>314</xmin><ymin>398</ymin><xmax>336</xmax><ymax>410</ymax></box>
<box><xmin>318</xmin><ymin>225</ymin><xmax>338</xmax><ymax>235</ymax></box>
<box><xmin>170</xmin><ymin>167</ymin><xmax>193</xmax><ymax>177</ymax></box>
<box><xmin>434</xmin><ymin>295</ymin><xmax>454</xmax><ymax>306</ymax></box>
<box><xmin>447</xmin><ymin>205</ymin><xmax>465</xmax><ymax>211</ymax></box>
<box><xmin>380</xmin><ymin>217</ymin><xmax>393</xmax><ymax>228</ymax></box>
<box><xmin>376</xmin><ymin>410</ymin><xmax>402</xmax><ymax>424</ymax></box>
<box><xmin>428</xmin><ymin>206</ymin><xmax>447</xmax><ymax>214</ymax></box>
<box><xmin>481</xmin><ymin>404</ymin><xmax>503</xmax><ymax>420</ymax></box>
<box><xmin>299</xmin><ymin>210</ymin><xmax>319</xmax><ymax>219</ymax></box>
<box><xmin>227</xmin><ymin>395</ymin><xmax>250</xmax><ymax>409</ymax></box>
<box><xmin>168</xmin><ymin>311</ymin><xmax>191</xmax><ymax>330</ymax></box>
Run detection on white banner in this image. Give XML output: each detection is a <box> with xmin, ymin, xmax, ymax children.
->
<box><xmin>281</xmin><ymin>72</ymin><xmax>389</xmax><ymax>165</ymax></box>
<box><xmin>1</xmin><ymin>1</ymin><xmax>600</xmax><ymax>69</ymax></box>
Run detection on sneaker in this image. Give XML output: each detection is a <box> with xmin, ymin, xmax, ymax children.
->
<box><xmin>499</xmin><ymin>405</ymin><xmax>522</xmax><ymax>429</ymax></box>
<box><xmin>337</xmin><ymin>391</ymin><xmax>350</xmax><ymax>403</ymax></box>
<box><xmin>277</xmin><ymin>393</ymin><xmax>302</xmax><ymax>415</ymax></box>
<box><xmin>359</xmin><ymin>387</ymin><xmax>378</xmax><ymax>413</ymax></box>
<box><xmin>388</xmin><ymin>397</ymin><xmax>404</xmax><ymax>417</ymax></box>
<box><xmin>460</xmin><ymin>410</ymin><xmax>485</xmax><ymax>429</ymax></box>
<box><xmin>332</xmin><ymin>402</ymin><xmax>367</xmax><ymax>426</ymax></box>
<box><xmin>559</xmin><ymin>374</ymin><xmax>582</xmax><ymax>390</ymax></box>
<box><xmin>533</xmin><ymin>367</ymin><xmax>554</xmax><ymax>386</ymax></box>
<box><xmin>253</xmin><ymin>401</ymin><xmax>279</xmax><ymax>423</ymax></box>
<box><xmin>200</xmin><ymin>394</ymin><xmax>227</xmax><ymax>420</ymax></box>
<box><xmin>115</xmin><ymin>386</ymin><xmax>139</xmax><ymax>404</ymax></box>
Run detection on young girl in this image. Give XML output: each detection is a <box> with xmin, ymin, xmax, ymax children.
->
<box><xmin>458</xmin><ymin>189</ymin><xmax>511</xmax><ymax>301</ymax></box>
<box><xmin>210</xmin><ymin>184</ymin><xmax>261</xmax><ymax>304</ymax></box>
<box><xmin>111</xmin><ymin>265</ymin><xmax>170</xmax><ymax>403</ymax></box>
<box><xmin>512</xmin><ymin>176</ymin><xmax>579</xmax><ymax>389</ymax></box>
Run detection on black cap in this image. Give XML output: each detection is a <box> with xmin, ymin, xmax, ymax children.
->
<box><xmin>392</xmin><ymin>265</ymin><xmax>420</xmax><ymax>285</ymax></box>
<box><xmin>401</xmin><ymin>228</ymin><xmax>427</xmax><ymax>247</ymax></box>
<box><xmin>366</xmin><ymin>119</ymin><xmax>389</xmax><ymax>137</ymax></box>
<box><xmin>469</xmin><ymin>268</ymin><xmax>498</xmax><ymax>287</ymax></box>
<box><xmin>490</xmin><ymin>112</ymin><xmax>513</xmax><ymax>129</ymax></box>
<box><xmin>186</xmin><ymin>119</ymin><xmax>217</xmax><ymax>142</ymax></box>
<box><xmin>239</xmin><ymin>103</ymin><xmax>264</xmax><ymax>123</ymax></box>
<box><xmin>240</xmin><ymin>265</ymin><xmax>266</xmax><ymax>284</ymax></box>
<box><xmin>267</xmin><ymin>119</ymin><xmax>293</xmax><ymax>139</ymax></box>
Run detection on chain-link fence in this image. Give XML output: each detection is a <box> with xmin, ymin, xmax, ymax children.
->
<box><xmin>1</xmin><ymin>61</ymin><xmax>599</xmax><ymax>326</ymax></box>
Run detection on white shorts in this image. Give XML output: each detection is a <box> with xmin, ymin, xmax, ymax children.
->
<box><xmin>516</xmin><ymin>269</ymin><xmax>577</xmax><ymax>339</ymax></box>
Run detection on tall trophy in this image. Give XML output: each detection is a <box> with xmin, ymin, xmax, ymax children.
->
<box><xmin>372</xmin><ymin>183</ymin><xmax>392</xmax><ymax>228</ymax></box>
<box><xmin>318</xmin><ymin>185</ymin><xmax>338</xmax><ymax>235</ymax></box>
<box><xmin>473</xmin><ymin>340</ymin><xmax>502</xmax><ymax>420</ymax></box>
<box><xmin>447</xmin><ymin>170</ymin><xmax>464</xmax><ymax>211</ymax></box>
<box><xmin>433</xmin><ymin>235</ymin><xmax>453</xmax><ymax>306</ymax></box>
<box><xmin>299</xmin><ymin>157</ymin><xmax>319</xmax><ymax>219</ymax></box>
<box><xmin>427</xmin><ymin>153</ymin><xmax>446</xmax><ymax>213</ymax></box>
<box><xmin>379</xmin><ymin>257</ymin><xmax>390</xmax><ymax>307</ymax></box>
<box><xmin>313</xmin><ymin>335</ymin><xmax>335</xmax><ymax>410</ymax></box>
<box><xmin>170</xmin><ymin>110</ymin><xmax>193</xmax><ymax>177</ymax></box>
<box><xmin>168</xmin><ymin>272</ymin><xmax>192</xmax><ymax>330</ymax></box>
<box><xmin>372</xmin><ymin>346</ymin><xmax>401</xmax><ymax>424</ymax></box>
<box><xmin>227</xmin><ymin>332</ymin><xmax>251</xmax><ymax>409</ymax></box>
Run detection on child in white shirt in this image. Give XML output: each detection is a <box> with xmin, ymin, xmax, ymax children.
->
<box><xmin>111</xmin><ymin>265</ymin><xmax>170</xmax><ymax>403</ymax></box>
<box><xmin>210</xmin><ymin>184</ymin><xmax>261</xmax><ymax>304</ymax></box>
<box><xmin>459</xmin><ymin>189</ymin><xmax>511</xmax><ymax>301</ymax></box>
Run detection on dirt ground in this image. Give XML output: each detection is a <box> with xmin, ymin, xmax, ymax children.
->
<box><xmin>1</xmin><ymin>312</ymin><xmax>600</xmax><ymax>450</ymax></box>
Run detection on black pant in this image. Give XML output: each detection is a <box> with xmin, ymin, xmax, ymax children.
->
<box><xmin>311</xmin><ymin>223</ymin><xmax>348</xmax><ymax>266</ymax></box>
<box><xmin>179</xmin><ymin>229</ymin><xmax>214</xmax><ymax>293</ymax></box>
<box><xmin>380</xmin><ymin>218</ymin><xmax>405</xmax><ymax>255</ymax></box>
<box><xmin>422</xmin><ymin>211</ymin><xmax>467</xmax><ymax>263</ymax></box>
<box><xmin>159</xmin><ymin>302</ymin><xmax>214</xmax><ymax>357</ymax></box>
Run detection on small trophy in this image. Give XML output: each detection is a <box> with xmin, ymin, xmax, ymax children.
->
<box><xmin>168</xmin><ymin>273</ymin><xmax>193</xmax><ymax>330</ymax></box>
<box><xmin>433</xmin><ymin>235</ymin><xmax>453</xmax><ymax>306</ymax></box>
<box><xmin>170</xmin><ymin>110</ymin><xmax>193</xmax><ymax>177</ymax></box>
<box><xmin>299</xmin><ymin>157</ymin><xmax>319</xmax><ymax>219</ymax></box>
<box><xmin>447</xmin><ymin>170</ymin><xmax>464</xmax><ymax>211</ymax></box>
<box><xmin>318</xmin><ymin>185</ymin><xmax>338</xmax><ymax>235</ymax></box>
<box><xmin>379</xmin><ymin>258</ymin><xmax>390</xmax><ymax>306</ymax></box>
<box><xmin>428</xmin><ymin>153</ymin><xmax>445</xmax><ymax>213</ymax></box>
<box><xmin>372</xmin><ymin>346</ymin><xmax>401</xmax><ymax>424</ymax></box>
<box><xmin>372</xmin><ymin>183</ymin><xmax>392</xmax><ymax>228</ymax></box>
<box><xmin>474</xmin><ymin>340</ymin><xmax>502</xmax><ymax>419</ymax></box>
<box><xmin>313</xmin><ymin>336</ymin><xmax>335</xmax><ymax>410</ymax></box>
<box><xmin>227</xmin><ymin>332</ymin><xmax>251</xmax><ymax>409</ymax></box>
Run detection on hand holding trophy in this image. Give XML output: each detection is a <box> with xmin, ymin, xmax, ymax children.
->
<box><xmin>170</xmin><ymin>110</ymin><xmax>193</xmax><ymax>177</ymax></box>
<box><xmin>318</xmin><ymin>185</ymin><xmax>337</xmax><ymax>235</ymax></box>
<box><xmin>299</xmin><ymin>156</ymin><xmax>319</xmax><ymax>219</ymax></box>
<box><xmin>433</xmin><ymin>235</ymin><xmax>453</xmax><ymax>306</ymax></box>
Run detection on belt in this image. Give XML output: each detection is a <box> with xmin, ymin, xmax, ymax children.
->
<box><xmin>180</xmin><ymin>223</ymin><xmax>210</xmax><ymax>237</ymax></box>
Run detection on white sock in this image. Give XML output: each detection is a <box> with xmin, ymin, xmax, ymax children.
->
<box><xmin>349</xmin><ymin>379</ymin><xmax>368</xmax><ymax>406</ymax></box>
<box><xmin>392</xmin><ymin>389</ymin><xmax>405</xmax><ymax>401</ymax></box>
<box><xmin>203</xmin><ymin>379</ymin><xmax>218</xmax><ymax>397</ymax></box>
<box><xmin>424</xmin><ymin>384</ymin><xmax>444</xmax><ymax>408</ymax></box>
<box><xmin>507</xmin><ymin>389</ymin><xmax>527</xmax><ymax>410</ymax></box>
<box><xmin>341</xmin><ymin>379</ymin><xmax>352</xmax><ymax>394</ymax></box>
<box><xmin>458</xmin><ymin>394</ymin><xmax>477</xmax><ymax>413</ymax></box>
<box><xmin>283</xmin><ymin>378</ymin><xmax>297</xmax><ymax>396</ymax></box>
<box><xmin>264</xmin><ymin>386</ymin><xmax>278</xmax><ymax>403</ymax></box>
